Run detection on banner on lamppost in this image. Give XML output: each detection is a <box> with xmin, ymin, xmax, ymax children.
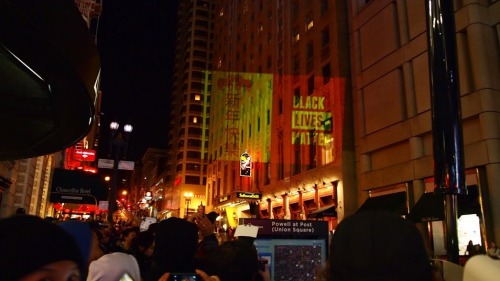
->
<box><xmin>99</xmin><ymin>201</ymin><xmax>109</xmax><ymax>211</ymax></box>
<box><xmin>240</xmin><ymin>150</ymin><xmax>251</xmax><ymax>177</ymax></box>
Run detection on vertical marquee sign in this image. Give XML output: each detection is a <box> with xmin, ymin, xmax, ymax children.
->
<box><xmin>240</xmin><ymin>150</ymin><xmax>251</xmax><ymax>177</ymax></box>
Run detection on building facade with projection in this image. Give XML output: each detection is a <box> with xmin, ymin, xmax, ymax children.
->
<box><xmin>204</xmin><ymin>0</ymin><xmax>354</xmax><ymax>230</ymax></box>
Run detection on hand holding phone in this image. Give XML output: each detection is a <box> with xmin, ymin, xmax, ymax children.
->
<box><xmin>168</xmin><ymin>273</ymin><xmax>200</xmax><ymax>281</ymax></box>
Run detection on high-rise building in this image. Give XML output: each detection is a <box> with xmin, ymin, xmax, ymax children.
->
<box><xmin>164</xmin><ymin>0</ymin><xmax>216</xmax><ymax>218</ymax></box>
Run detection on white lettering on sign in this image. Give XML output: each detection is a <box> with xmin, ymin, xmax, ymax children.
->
<box><xmin>271</xmin><ymin>221</ymin><xmax>315</xmax><ymax>234</ymax></box>
<box><xmin>62</xmin><ymin>195</ymin><xmax>83</xmax><ymax>200</ymax></box>
<box><xmin>55</xmin><ymin>187</ymin><xmax>92</xmax><ymax>194</ymax></box>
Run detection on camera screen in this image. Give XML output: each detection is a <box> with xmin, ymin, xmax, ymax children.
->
<box><xmin>169</xmin><ymin>273</ymin><xmax>199</xmax><ymax>281</ymax></box>
<box><xmin>254</xmin><ymin>239</ymin><xmax>326</xmax><ymax>281</ymax></box>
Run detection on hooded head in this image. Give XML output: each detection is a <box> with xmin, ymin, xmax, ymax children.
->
<box><xmin>87</xmin><ymin>252</ymin><xmax>141</xmax><ymax>281</ymax></box>
<box><xmin>59</xmin><ymin>220</ymin><xmax>93</xmax><ymax>263</ymax></box>
<box><xmin>329</xmin><ymin>210</ymin><xmax>432</xmax><ymax>281</ymax></box>
<box><xmin>0</xmin><ymin>215</ymin><xmax>84</xmax><ymax>281</ymax></box>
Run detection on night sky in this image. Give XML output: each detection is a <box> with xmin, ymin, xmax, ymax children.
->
<box><xmin>97</xmin><ymin>0</ymin><xmax>179</xmax><ymax>161</ymax></box>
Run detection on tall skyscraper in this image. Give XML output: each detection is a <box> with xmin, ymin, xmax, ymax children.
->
<box><xmin>164</xmin><ymin>0</ymin><xmax>215</xmax><ymax>218</ymax></box>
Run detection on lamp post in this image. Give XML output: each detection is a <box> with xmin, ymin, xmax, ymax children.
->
<box><xmin>184</xmin><ymin>191</ymin><xmax>193</xmax><ymax>218</ymax></box>
<box><xmin>108</xmin><ymin>121</ymin><xmax>133</xmax><ymax>224</ymax></box>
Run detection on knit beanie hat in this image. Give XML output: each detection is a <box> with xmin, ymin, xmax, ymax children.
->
<box><xmin>0</xmin><ymin>215</ymin><xmax>84</xmax><ymax>281</ymax></box>
<box><xmin>59</xmin><ymin>220</ymin><xmax>93</xmax><ymax>263</ymax></box>
<box><xmin>329</xmin><ymin>210</ymin><xmax>432</xmax><ymax>281</ymax></box>
<box><xmin>87</xmin><ymin>252</ymin><xmax>141</xmax><ymax>281</ymax></box>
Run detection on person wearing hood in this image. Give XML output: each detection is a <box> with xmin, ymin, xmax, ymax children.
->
<box><xmin>59</xmin><ymin>220</ymin><xmax>105</xmax><ymax>278</ymax></box>
<box><xmin>0</xmin><ymin>215</ymin><xmax>84</xmax><ymax>281</ymax></box>
<box><xmin>87</xmin><ymin>252</ymin><xmax>141</xmax><ymax>281</ymax></box>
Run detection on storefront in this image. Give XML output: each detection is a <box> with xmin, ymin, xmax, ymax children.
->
<box><xmin>213</xmin><ymin>191</ymin><xmax>262</xmax><ymax>228</ymax></box>
<box><xmin>49</xmin><ymin>168</ymin><xmax>108</xmax><ymax>220</ymax></box>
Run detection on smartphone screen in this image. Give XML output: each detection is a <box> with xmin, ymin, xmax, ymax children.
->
<box><xmin>168</xmin><ymin>273</ymin><xmax>199</xmax><ymax>281</ymax></box>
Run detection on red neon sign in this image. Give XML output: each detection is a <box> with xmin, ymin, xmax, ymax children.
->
<box><xmin>73</xmin><ymin>149</ymin><xmax>96</xmax><ymax>161</ymax></box>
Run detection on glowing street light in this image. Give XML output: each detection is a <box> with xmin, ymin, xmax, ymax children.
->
<box><xmin>107</xmin><ymin>121</ymin><xmax>133</xmax><ymax>224</ymax></box>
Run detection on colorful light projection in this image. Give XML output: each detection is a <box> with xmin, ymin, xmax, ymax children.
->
<box><xmin>292</xmin><ymin>96</ymin><xmax>333</xmax><ymax>146</ymax></box>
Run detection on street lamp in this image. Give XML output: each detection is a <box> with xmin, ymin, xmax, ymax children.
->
<box><xmin>107</xmin><ymin>121</ymin><xmax>133</xmax><ymax>224</ymax></box>
<box><xmin>184</xmin><ymin>191</ymin><xmax>193</xmax><ymax>218</ymax></box>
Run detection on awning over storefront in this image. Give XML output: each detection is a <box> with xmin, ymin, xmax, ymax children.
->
<box><xmin>357</xmin><ymin>191</ymin><xmax>407</xmax><ymax>216</ymax></box>
<box><xmin>308</xmin><ymin>204</ymin><xmax>337</xmax><ymax>218</ymax></box>
<box><xmin>407</xmin><ymin>185</ymin><xmax>480</xmax><ymax>223</ymax></box>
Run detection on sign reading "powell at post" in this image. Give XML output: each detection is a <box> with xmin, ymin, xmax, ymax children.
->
<box><xmin>239</xmin><ymin>218</ymin><xmax>328</xmax><ymax>237</ymax></box>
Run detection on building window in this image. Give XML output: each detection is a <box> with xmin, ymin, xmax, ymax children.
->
<box><xmin>320</xmin><ymin>0</ymin><xmax>328</xmax><ymax>15</ymax></box>
<box><xmin>322</xmin><ymin>63</ymin><xmax>331</xmax><ymax>84</ymax></box>
<box><xmin>293</xmin><ymin>54</ymin><xmax>300</xmax><ymax>75</ymax></box>
<box><xmin>322</xmin><ymin>28</ymin><xmax>330</xmax><ymax>47</ymax></box>
<box><xmin>306</xmin><ymin>41</ymin><xmax>313</xmax><ymax>60</ymax></box>
<box><xmin>294</xmin><ymin>87</ymin><xmax>300</xmax><ymax>106</ymax></box>
<box><xmin>306</xmin><ymin>17</ymin><xmax>314</xmax><ymax>31</ymax></box>
<box><xmin>308</xmin><ymin>76</ymin><xmax>315</xmax><ymax>95</ymax></box>
<box><xmin>293</xmin><ymin>136</ymin><xmax>301</xmax><ymax>175</ymax></box>
<box><xmin>185</xmin><ymin>176</ymin><xmax>200</xmax><ymax>185</ymax></box>
<box><xmin>293</xmin><ymin>30</ymin><xmax>300</xmax><ymax>43</ymax></box>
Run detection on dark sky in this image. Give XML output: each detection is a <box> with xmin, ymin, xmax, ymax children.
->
<box><xmin>97</xmin><ymin>0</ymin><xmax>179</xmax><ymax>161</ymax></box>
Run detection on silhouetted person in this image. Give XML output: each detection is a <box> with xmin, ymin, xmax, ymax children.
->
<box><xmin>145</xmin><ymin>218</ymin><xmax>199</xmax><ymax>281</ymax></box>
<box><xmin>465</xmin><ymin>240</ymin><xmax>474</xmax><ymax>256</ymax></box>
<box><xmin>327</xmin><ymin>210</ymin><xmax>432</xmax><ymax>281</ymax></box>
<box><xmin>204</xmin><ymin>239</ymin><xmax>270</xmax><ymax>281</ymax></box>
<box><xmin>14</xmin><ymin>207</ymin><xmax>26</xmax><ymax>215</ymax></box>
<box><xmin>0</xmin><ymin>215</ymin><xmax>84</xmax><ymax>281</ymax></box>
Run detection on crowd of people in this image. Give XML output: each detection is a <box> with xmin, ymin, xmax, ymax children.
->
<box><xmin>1</xmin><ymin>209</ymin><xmax>498</xmax><ymax>281</ymax></box>
<box><xmin>0</xmin><ymin>211</ymin><xmax>270</xmax><ymax>281</ymax></box>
